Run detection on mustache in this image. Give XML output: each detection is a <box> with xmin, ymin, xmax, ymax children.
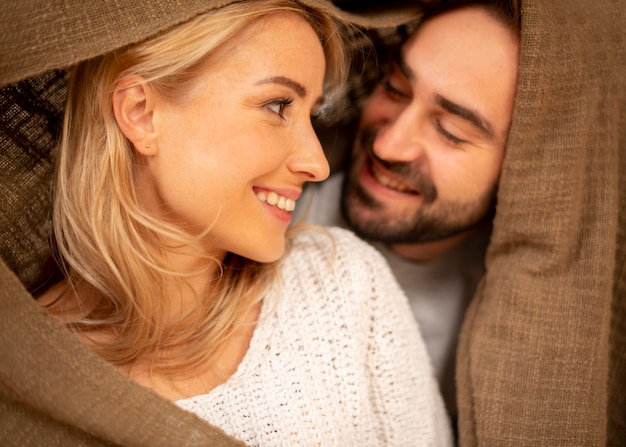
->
<box><xmin>358</xmin><ymin>127</ymin><xmax>437</xmax><ymax>203</ymax></box>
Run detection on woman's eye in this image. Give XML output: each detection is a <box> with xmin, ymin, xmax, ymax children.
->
<box><xmin>265</xmin><ymin>98</ymin><xmax>293</xmax><ymax>119</ymax></box>
<box><xmin>435</xmin><ymin>119</ymin><xmax>467</xmax><ymax>145</ymax></box>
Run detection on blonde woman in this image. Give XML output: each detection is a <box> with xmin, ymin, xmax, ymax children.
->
<box><xmin>35</xmin><ymin>0</ymin><xmax>451</xmax><ymax>444</ymax></box>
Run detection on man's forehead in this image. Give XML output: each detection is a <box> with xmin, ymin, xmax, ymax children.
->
<box><xmin>396</xmin><ymin>7</ymin><xmax>520</xmax><ymax>143</ymax></box>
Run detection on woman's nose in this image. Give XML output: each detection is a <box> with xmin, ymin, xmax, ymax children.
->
<box><xmin>287</xmin><ymin>128</ymin><xmax>330</xmax><ymax>182</ymax></box>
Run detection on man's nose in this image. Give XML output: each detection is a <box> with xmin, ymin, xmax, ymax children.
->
<box><xmin>372</xmin><ymin>105</ymin><xmax>426</xmax><ymax>163</ymax></box>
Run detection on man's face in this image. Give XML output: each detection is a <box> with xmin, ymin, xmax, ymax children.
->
<box><xmin>342</xmin><ymin>5</ymin><xmax>519</xmax><ymax>246</ymax></box>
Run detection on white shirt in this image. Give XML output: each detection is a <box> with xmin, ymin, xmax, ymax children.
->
<box><xmin>295</xmin><ymin>174</ymin><xmax>489</xmax><ymax>414</ymax></box>
<box><xmin>177</xmin><ymin>228</ymin><xmax>452</xmax><ymax>446</ymax></box>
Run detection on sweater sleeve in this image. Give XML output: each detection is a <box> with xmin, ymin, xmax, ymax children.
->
<box><xmin>329</xmin><ymin>227</ymin><xmax>454</xmax><ymax>446</ymax></box>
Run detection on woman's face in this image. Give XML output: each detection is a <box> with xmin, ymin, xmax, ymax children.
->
<box><xmin>138</xmin><ymin>12</ymin><xmax>330</xmax><ymax>263</ymax></box>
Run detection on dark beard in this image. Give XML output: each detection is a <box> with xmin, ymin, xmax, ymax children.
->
<box><xmin>340</xmin><ymin>128</ymin><xmax>497</xmax><ymax>244</ymax></box>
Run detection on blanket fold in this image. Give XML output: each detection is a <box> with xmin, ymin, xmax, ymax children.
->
<box><xmin>456</xmin><ymin>0</ymin><xmax>626</xmax><ymax>445</ymax></box>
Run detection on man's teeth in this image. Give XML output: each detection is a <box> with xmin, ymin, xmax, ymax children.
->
<box><xmin>256</xmin><ymin>191</ymin><xmax>296</xmax><ymax>212</ymax></box>
<box><xmin>372</xmin><ymin>166</ymin><xmax>414</xmax><ymax>193</ymax></box>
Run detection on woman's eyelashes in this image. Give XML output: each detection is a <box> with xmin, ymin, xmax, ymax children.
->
<box><xmin>265</xmin><ymin>97</ymin><xmax>294</xmax><ymax>120</ymax></box>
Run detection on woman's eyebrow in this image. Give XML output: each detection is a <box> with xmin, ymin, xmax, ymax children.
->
<box><xmin>256</xmin><ymin>76</ymin><xmax>306</xmax><ymax>97</ymax></box>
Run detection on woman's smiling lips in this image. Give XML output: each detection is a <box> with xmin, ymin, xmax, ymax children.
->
<box><xmin>255</xmin><ymin>190</ymin><xmax>296</xmax><ymax>211</ymax></box>
<box><xmin>253</xmin><ymin>187</ymin><xmax>301</xmax><ymax>215</ymax></box>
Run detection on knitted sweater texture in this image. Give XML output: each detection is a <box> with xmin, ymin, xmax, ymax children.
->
<box><xmin>177</xmin><ymin>227</ymin><xmax>453</xmax><ymax>446</ymax></box>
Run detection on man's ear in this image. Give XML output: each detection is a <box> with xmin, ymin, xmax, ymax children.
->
<box><xmin>112</xmin><ymin>75</ymin><xmax>156</xmax><ymax>156</ymax></box>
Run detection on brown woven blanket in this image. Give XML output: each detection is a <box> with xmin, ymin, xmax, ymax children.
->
<box><xmin>456</xmin><ymin>0</ymin><xmax>626</xmax><ymax>445</ymax></box>
<box><xmin>1</xmin><ymin>0</ymin><xmax>624</xmax><ymax>445</ymax></box>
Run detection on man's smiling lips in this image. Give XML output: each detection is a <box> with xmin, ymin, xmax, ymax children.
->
<box><xmin>369</xmin><ymin>159</ymin><xmax>419</xmax><ymax>195</ymax></box>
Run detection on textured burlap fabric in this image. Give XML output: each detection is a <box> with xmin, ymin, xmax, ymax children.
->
<box><xmin>0</xmin><ymin>0</ymin><xmax>421</xmax><ymax>87</ymax></box>
<box><xmin>1</xmin><ymin>0</ymin><xmax>625</xmax><ymax>445</ymax></box>
<box><xmin>456</xmin><ymin>0</ymin><xmax>626</xmax><ymax>445</ymax></box>
<box><xmin>0</xmin><ymin>259</ymin><xmax>247</xmax><ymax>446</ymax></box>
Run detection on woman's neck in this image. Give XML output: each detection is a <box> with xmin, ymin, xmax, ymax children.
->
<box><xmin>126</xmin><ymin>298</ymin><xmax>261</xmax><ymax>401</ymax></box>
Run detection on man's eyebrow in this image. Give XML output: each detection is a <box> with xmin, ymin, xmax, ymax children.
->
<box><xmin>397</xmin><ymin>56</ymin><xmax>415</xmax><ymax>82</ymax></box>
<box><xmin>434</xmin><ymin>94</ymin><xmax>496</xmax><ymax>139</ymax></box>
<box><xmin>395</xmin><ymin>52</ymin><xmax>497</xmax><ymax>139</ymax></box>
<box><xmin>256</xmin><ymin>76</ymin><xmax>306</xmax><ymax>97</ymax></box>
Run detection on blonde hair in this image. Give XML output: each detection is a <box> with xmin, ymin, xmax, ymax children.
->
<box><xmin>52</xmin><ymin>0</ymin><xmax>349</xmax><ymax>375</ymax></box>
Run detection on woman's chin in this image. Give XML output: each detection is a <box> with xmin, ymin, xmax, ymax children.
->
<box><xmin>242</xmin><ymin>243</ymin><xmax>285</xmax><ymax>264</ymax></box>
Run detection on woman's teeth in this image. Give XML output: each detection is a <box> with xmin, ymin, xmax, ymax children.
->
<box><xmin>256</xmin><ymin>191</ymin><xmax>295</xmax><ymax>212</ymax></box>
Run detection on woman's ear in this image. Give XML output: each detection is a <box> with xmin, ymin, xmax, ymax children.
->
<box><xmin>112</xmin><ymin>75</ymin><xmax>156</xmax><ymax>156</ymax></box>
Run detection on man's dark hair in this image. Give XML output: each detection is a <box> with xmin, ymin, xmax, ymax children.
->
<box><xmin>421</xmin><ymin>0</ymin><xmax>521</xmax><ymax>35</ymax></box>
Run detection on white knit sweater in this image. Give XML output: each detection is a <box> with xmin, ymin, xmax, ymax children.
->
<box><xmin>177</xmin><ymin>227</ymin><xmax>452</xmax><ymax>446</ymax></box>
